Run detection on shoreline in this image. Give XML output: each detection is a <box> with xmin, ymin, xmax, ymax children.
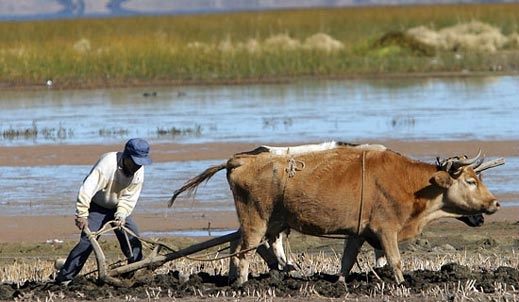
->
<box><xmin>1</xmin><ymin>139</ymin><xmax>518</xmax><ymax>167</ymax></box>
<box><xmin>1</xmin><ymin>211</ymin><xmax>240</xmax><ymax>244</ymax></box>
<box><xmin>2</xmin><ymin>207</ymin><xmax>518</xmax><ymax>244</ymax></box>
<box><xmin>1</xmin><ymin>139</ymin><xmax>517</xmax><ymax>243</ymax></box>
<box><xmin>3</xmin><ymin>71</ymin><xmax>515</xmax><ymax>92</ymax></box>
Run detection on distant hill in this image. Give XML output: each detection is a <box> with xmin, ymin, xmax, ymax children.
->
<box><xmin>0</xmin><ymin>0</ymin><xmax>511</xmax><ymax>21</ymax></box>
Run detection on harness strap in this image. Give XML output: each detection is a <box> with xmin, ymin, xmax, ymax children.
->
<box><xmin>278</xmin><ymin>157</ymin><xmax>303</xmax><ymax>239</ymax></box>
<box><xmin>356</xmin><ymin>151</ymin><xmax>366</xmax><ymax>235</ymax></box>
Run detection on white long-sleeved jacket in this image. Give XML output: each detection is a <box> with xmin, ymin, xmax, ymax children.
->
<box><xmin>75</xmin><ymin>152</ymin><xmax>144</xmax><ymax>219</ymax></box>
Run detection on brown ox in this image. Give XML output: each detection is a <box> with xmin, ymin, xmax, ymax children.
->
<box><xmin>169</xmin><ymin>144</ymin><xmax>502</xmax><ymax>284</ymax></box>
<box><xmin>258</xmin><ymin>142</ymin><xmax>486</xmax><ymax>272</ymax></box>
<box><xmin>248</xmin><ymin>142</ymin><xmax>486</xmax><ymax>274</ymax></box>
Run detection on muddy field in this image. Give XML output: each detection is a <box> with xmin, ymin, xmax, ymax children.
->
<box><xmin>5</xmin><ymin>264</ymin><xmax>519</xmax><ymax>301</ymax></box>
<box><xmin>1</xmin><ymin>219</ymin><xmax>519</xmax><ymax>301</ymax></box>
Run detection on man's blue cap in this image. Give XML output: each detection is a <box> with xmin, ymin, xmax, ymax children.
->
<box><xmin>124</xmin><ymin>138</ymin><xmax>152</xmax><ymax>166</ymax></box>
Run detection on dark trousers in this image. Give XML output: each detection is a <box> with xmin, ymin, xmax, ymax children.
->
<box><xmin>57</xmin><ymin>203</ymin><xmax>143</xmax><ymax>281</ymax></box>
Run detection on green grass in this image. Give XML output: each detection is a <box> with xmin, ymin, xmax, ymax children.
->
<box><xmin>1</xmin><ymin>3</ymin><xmax>518</xmax><ymax>88</ymax></box>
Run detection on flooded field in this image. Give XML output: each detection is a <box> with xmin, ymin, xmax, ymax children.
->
<box><xmin>1</xmin><ymin>76</ymin><xmax>518</xmax><ymax>217</ymax></box>
<box><xmin>1</xmin><ymin>77</ymin><xmax>519</xmax><ymax>147</ymax></box>
<box><xmin>1</xmin><ymin>156</ymin><xmax>518</xmax><ymax>217</ymax></box>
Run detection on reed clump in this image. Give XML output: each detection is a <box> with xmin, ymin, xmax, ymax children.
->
<box><xmin>156</xmin><ymin>124</ymin><xmax>202</xmax><ymax>137</ymax></box>
<box><xmin>1</xmin><ymin>122</ymin><xmax>73</xmax><ymax>141</ymax></box>
<box><xmin>1</xmin><ymin>3</ymin><xmax>519</xmax><ymax>88</ymax></box>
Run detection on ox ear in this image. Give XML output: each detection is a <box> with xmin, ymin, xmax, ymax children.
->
<box><xmin>430</xmin><ymin>171</ymin><xmax>453</xmax><ymax>189</ymax></box>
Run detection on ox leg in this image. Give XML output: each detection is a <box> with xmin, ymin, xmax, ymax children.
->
<box><xmin>374</xmin><ymin>249</ymin><xmax>387</xmax><ymax>268</ymax></box>
<box><xmin>256</xmin><ymin>230</ymin><xmax>297</xmax><ymax>273</ymax></box>
<box><xmin>228</xmin><ymin>236</ymin><xmax>240</xmax><ymax>282</ymax></box>
<box><xmin>232</xmin><ymin>225</ymin><xmax>266</xmax><ymax>285</ymax></box>
<box><xmin>268</xmin><ymin>232</ymin><xmax>291</xmax><ymax>270</ymax></box>
<box><xmin>340</xmin><ymin>236</ymin><xmax>365</xmax><ymax>280</ymax></box>
<box><xmin>256</xmin><ymin>242</ymin><xmax>281</xmax><ymax>270</ymax></box>
<box><xmin>249</xmin><ymin>232</ymin><xmax>291</xmax><ymax>271</ymax></box>
<box><xmin>379</xmin><ymin>233</ymin><xmax>404</xmax><ymax>284</ymax></box>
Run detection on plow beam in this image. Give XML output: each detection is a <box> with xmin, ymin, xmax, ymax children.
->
<box><xmin>87</xmin><ymin>229</ymin><xmax>241</xmax><ymax>287</ymax></box>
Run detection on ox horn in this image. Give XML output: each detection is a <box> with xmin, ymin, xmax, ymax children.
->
<box><xmin>448</xmin><ymin>149</ymin><xmax>482</xmax><ymax>172</ymax></box>
<box><xmin>438</xmin><ymin>150</ymin><xmax>483</xmax><ymax>173</ymax></box>
<box><xmin>470</xmin><ymin>154</ymin><xmax>486</xmax><ymax>170</ymax></box>
<box><xmin>474</xmin><ymin>157</ymin><xmax>505</xmax><ymax>173</ymax></box>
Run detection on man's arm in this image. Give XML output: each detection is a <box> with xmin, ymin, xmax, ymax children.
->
<box><xmin>115</xmin><ymin>181</ymin><xmax>143</xmax><ymax>220</ymax></box>
<box><xmin>76</xmin><ymin>168</ymin><xmax>106</xmax><ymax>217</ymax></box>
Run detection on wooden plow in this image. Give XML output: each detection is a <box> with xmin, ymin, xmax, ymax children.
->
<box><xmin>82</xmin><ymin>222</ymin><xmax>273</xmax><ymax>287</ymax></box>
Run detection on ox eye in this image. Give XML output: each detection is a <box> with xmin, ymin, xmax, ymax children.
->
<box><xmin>465</xmin><ymin>178</ymin><xmax>477</xmax><ymax>186</ymax></box>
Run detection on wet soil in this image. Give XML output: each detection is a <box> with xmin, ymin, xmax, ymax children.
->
<box><xmin>4</xmin><ymin>264</ymin><xmax>518</xmax><ymax>302</ymax></box>
<box><xmin>1</xmin><ymin>220</ymin><xmax>519</xmax><ymax>301</ymax></box>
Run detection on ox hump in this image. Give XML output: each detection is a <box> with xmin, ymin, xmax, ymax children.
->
<box><xmin>262</xmin><ymin>141</ymin><xmax>387</xmax><ymax>155</ymax></box>
<box><xmin>263</xmin><ymin>141</ymin><xmax>338</xmax><ymax>155</ymax></box>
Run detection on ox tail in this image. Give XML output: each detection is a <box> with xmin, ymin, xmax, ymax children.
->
<box><xmin>168</xmin><ymin>162</ymin><xmax>228</xmax><ymax>208</ymax></box>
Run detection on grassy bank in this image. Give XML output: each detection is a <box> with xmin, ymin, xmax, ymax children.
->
<box><xmin>1</xmin><ymin>3</ymin><xmax>518</xmax><ymax>89</ymax></box>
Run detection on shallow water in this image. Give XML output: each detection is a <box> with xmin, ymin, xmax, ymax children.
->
<box><xmin>1</xmin><ymin>76</ymin><xmax>519</xmax><ymax>147</ymax></box>
<box><xmin>2</xmin><ymin>157</ymin><xmax>516</xmax><ymax>217</ymax></box>
<box><xmin>1</xmin><ymin>76</ymin><xmax>518</xmax><ymax>217</ymax></box>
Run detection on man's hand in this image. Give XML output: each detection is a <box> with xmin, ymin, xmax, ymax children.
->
<box><xmin>75</xmin><ymin>217</ymin><xmax>88</xmax><ymax>230</ymax></box>
<box><xmin>114</xmin><ymin>214</ymin><xmax>126</xmax><ymax>228</ymax></box>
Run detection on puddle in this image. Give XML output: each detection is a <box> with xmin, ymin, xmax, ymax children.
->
<box><xmin>141</xmin><ymin>229</ymin><xmax>236</xmax><ymax>237</ymax></box>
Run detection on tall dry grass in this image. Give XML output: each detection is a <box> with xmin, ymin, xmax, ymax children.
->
<box><xmin>2</xmin><ymin>236</ymin><xmax>519</xmax><ymax>285</ymax></box>
<box><xmin>0</xmin><ymin>3</ymin><xmax>518</xmax><ymax>88</ymax></box>
<box><xmin>2</xmin><ymin>245</ymin><xmax>519</xmax><ymax>302</ymax></box>
<box><xmin>2</xmin><ymin>227</ymin><xmax>518</xmax><ymax>301</ymax></box>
